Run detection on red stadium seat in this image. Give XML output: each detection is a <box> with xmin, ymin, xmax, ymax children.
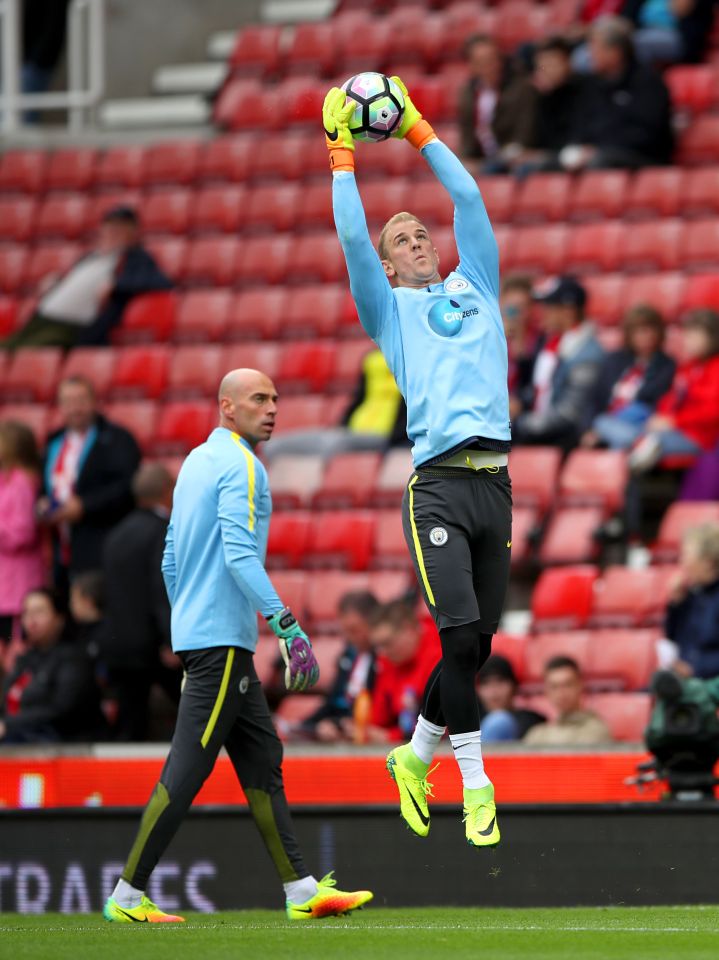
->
<box><xmin>88</xmin><ymin>190</ymin><xmax>142</xmax><ymax>229</ymax></box>
<box><xmin>243</xmin><ymin>183</ymin><xmax>301</xmax><ymax>233</ymax></box>
<box><xmin>229</xmin><ymin>24</ymin><xmax>283</xmax><ymax>77</ymax></box>
<box><xmin>0</xmin><ymin>295</ymin><xmax>18</xmax><ymax>336</ymax></box>
<box><xmin>358</xmin><ymin>182</ymin><xmax>411</xmax><ymax>229</ymax></box>
<box><xmin>585</xmin><ymin>692</ymin><xmax>651</xmax><ymax>742</ymax></box>
<box><xmin>3</xmin><ymin>348</ymin><xmax>63</xmax><ymax>402</ymax></box>
<box><xmin>143</xmin><ymin>189</ymin><xmax>193</xmax><ymax>235</ymax></box>
<box><xmin>276</xmin><ymin>341</ymin><xmax>337</xmax><ymax>393</ymax></box>
<box><xmin>0</xmin><ymin>247</ymin><xmax>29</xmax><ymax>294</ymax></box>
<box><xmin>283</xmin><ymin>78</ymin><xmax>326</xmax><ymax>128</ymax></box>
<box><xmin>677</xmin><ymin>114</ymin><xmax>719</xmax><ymax>165</ymax></box>
<box><xmin>490</xmin><ymin>633</ymin><xmax>529</xmax><ymax>682</ymax></box>
<box><xmin>0</xmin><ymin>403</ymin><xmax>50</xmax><ymax>443</ymax></box>
<box><xmin>589</xmin><ymin>564</ymin><xmax>680</xmax><ymax>627</ymax></box>
<box><xmin>222</xmin><ymin>343</ymin><xmax>281</xmax><ymax>386</ymax></box>
<box><xmin>665</xmin><ymin>64</ymin><xmax>717</xmax><ymax>114</ymax></box>
<box><xmin>623</xmin><ymin>219</ymin><xmax>684</xmax><ymax>273</ymax></box>
<box><xmin>109</xmin><ymin>345</ymin><xmax>170</xmax><ymax>399</ymax></box>
<box><xmin>144</xmin><ymin>140</ymin><xmax>201</xmax><ymax>187</ymax></box>
<box><xmin>309</xmin><ymin>636</ymin><xmax>346</xmax><ymax>695</ymax></box>
<box><xmin>267</xmin><ymin>395</ymin><xmax>329</xmax><ymax>438</ymax></box>
<box><xmin>305</xmin><ymin>510</ymin><xmax>375</xmax><ymax>570</ymax></box>
<box><xmin>524</xmin><ymin>631</ymin><xmax>592</xmax><ymax>686</ymax></box>
<box><xmin>476</xmin><ymin>177</ymin><xmax>517</xmax><ymax>224</ymax></box>
<box><xmin>513</xmin><ymin>224</ymin><xmax>569</xmax><ymax>274</ymax></box>
<box><xmin>113</xmin><ymin>291</ymin><xmax>177</xmax><ymax>345</ymax></box>
<box><xmin>104</xmin><ymin>400</ymin><xmax>159</xmax><ymax>452</ymax></box>
<box><xmin>531</xmin><ymin>564</ymin><xmax>600</xmax><ymax>631</ymax></box>
<box><xmin>514</xmin><ymin>173</ymin><xmax>571</xmax><ymax>223</ymax></box>
<box><xmin>174</xmin><ymin>289</ymin><xmax>233</xmax><ymax>342</ymax></box>
<box><xmin>335</xmin><ymin>14</ymin><xmax>391</xmax><ymax>73</ymax></box>
<box><xmin>622</xmin><ymin>272</ymin><xmax>686</xmax><ymax>321</ymax></box>
<box><xmin>284</xmin><ymin>21</ymin><xmax>337</xmax><ymax>76</ymax></box>
<box><xmin>144</xmin><ymin>238</ymin><xmax>187</xmax><ymax>284</ymax></box>
<box><xmin>215</xmin><ymin>80</ymin><xmax>278</xmax><ymax>131</ymax></box>
<box><xmin>252</xmin><ymin>132</ymin><xmax>311</xmax><ymax>182</ymax></box>
<box><xmin>164</xmin><ymin>344</ymin><xmax>223</xmax><ymax>399</ymax></box>
<box><xmin>185</xmin><ymin>236</ymin><xmax>240</xmax><ymax>287</ymax></box>
<box><xmin>429</xmin><ymin>226</ymin><xmax>459</xmax><ymax>268</ymax></box>
<box><xmin>685</xmin><ymin>168</ymin><xmax>719</xmax><ymax>217</ymax></box>
<box><xmin>442</xmin><ymin>5</ymin><xmax>497</xmax><ymax>61</ymax></box>
<box><xmin>508</xmin><ymin>446</ymin><xmax>562</xmax><ymax>514</ymax></box>
<box><xmin>654</xmin><ymin>501</ymin><xmax>719</xmax><ymax>562</ymax></box>
<box><xmin>372</xmin><ymin>447</ymin><xmax>414</xmax><ymax>507</ymax></box>
<box><xmin>682</xmin><ymin>219</ymin><xmax>719</xmax><ymax>272</ymax></box>
<box><xmin>312</xmin><ymin>452</ymin><xmax>382</xmax><ymax>508</ymax></box>
<box><xmin>198</xmin><ymin>135</ymin><xmax>255</xmax><ymax>183</ymax></box>
<box><xmin>331</xmin><ymin>340</ymin><xmax>373</xmax><ymax>392</ymax></box>
<box><xmin>35</xmin><ymin>196</ymin><xmax>90</xmax><ymax>240</ymax></box>
<box><xmin>495</xmin><ymin>0</ymin><xmax>552</xmax><ymax>49</ymax></box>
<box><xmin>371</xmin><ymin>508</ymin><xmax>410</xmax><ymax>570</ymax></box>
<box><xmin>266</xmin><ymin>454</ymin><xmax>325</xmax><ymax>509</ymax></box>
<box><xmin>23</xmin><ymin>243</ymin><xmax>82</xmax><ymax>292</ymax></box>
<box><xmin>227</xmin><ymin>289</ymin><xmax>288</xmax><ymax>341</ymax></box>
<box><xmin>268</xmin><ymin>571</ymin><xmax>310</xmax><ymax>623</ymax></box>
<box><xmin>564</xmin><ymin>222</ymin><xmax>626</xmax><ymax>274</ymax></box>
<box><xmin>383</xmin><ymin>12</ymin><xmax>448</xmax><ymax>70</ymax></box>
<box><xmin>235</xmin><ymin>236</ymin><xmax>291</xmax><ymax>286</ymax></box>
<box><xmin>304</xmin><ymin>571</ymin><xmax>393</xmax><ymax>632</ymax></box>
<box><xmin>586</xmin><ymin>629</ymin><xmax>659</xmax><ymax>691</ymax></box>
<box><xmin>559</xmin><ymin>449</ymin><xmax>629</xmax><ymax>514</ymax></box>
<box><xmin>583</xmin><ymin>274</ymin><xmax>627</xmax><ymax>326</ymax></box>
<box><xmin>571</xmin><ymin>171</ymin><xmax>630</xmax><ymax>221</ymax></box>
<box><xmin>681</xmin><ymin>274</ymin><xmax>719</xmax><ymax>314</ymax></box>
<box><xmin>60</xmin><ymin>347</ymin><xmax>117</xmax><ymax>399</ymax></box>
<box><xmin>46</xmin><ymin>148</ymin><xmax>98</xmax><ymax>192</ymax></box>
<box><xmin>0</xmin><ymin>197</ymin><xmax>37</xmax><ymax>243</ymax></box>
<box><xmin>282</xmin><ymin>284</ymin><xmax>345</xmax><ymax>339</ymax></box>
<box><xmin>295</xmin><ymin>183</ymin><xmax>335</xmax><ymax>232</ymax></box>
<box><xmin>95</xmin><ymin>145</ymin><xmax>147</xmax><ymax>188</ymax></box>
<box><xmin>266</xmin><ymin>511</ymin><xmax>313</xmax><ymax>569</ymax></box>
<box><xmin>192</xmin><ymin>185</ymin><xmax>246</xmax><ymax>234</ymax></box>
<box><xmin>0</xmin><ymin>150</ymin><xmax>47</xmax><ymax>193</ymax></box>
<box><xmin>539</xmin><ymin>506</ymin><xmax>604</xmax><ymax>565</ymax></box>
<box><xmin>407</xmin><ymin>180</ymin><xmax>453</xmax><ymax>226</ymax></box>
<box><xmin>152</xmin><ymin>401</ymin><xmax>215</xmax><ymax>455</ymax></box>
<box><xmin>510</xmin><ymin>505</ymin><xmax>539</xmax><ymax>566</ymax></box>
<box><xmin>625</xmin><ymin>168</ymin><xmax>685</xmax><ymax>220</ymax></box>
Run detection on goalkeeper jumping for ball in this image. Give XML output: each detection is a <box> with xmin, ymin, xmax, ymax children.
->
<box><xmin>103</xmin><ymin>368</ymin><xmax>372</xmax><ymax>922</ymax></box>
<box><xmin>324</xmin><ymin>79</ymin><xmax>512</xmax><ymax>848</ymax></box>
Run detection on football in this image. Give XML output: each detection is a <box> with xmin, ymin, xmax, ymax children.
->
<box><xmin>341</xmin><ymin>72</ymin><xmax>405</xmax><ymax>143</ymax></box>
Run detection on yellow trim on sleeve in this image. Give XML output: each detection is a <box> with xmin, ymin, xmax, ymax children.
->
<box><xmin>231</xmin><ymin>432</ymin><xmax>256</xmax><ymax>533</ymax></box>
<box><xmin>200</xmin><ymin>647</ymin><xmax>235</xmax><ymax>748</ymax></box>
<box><xmin>408</xmin><ymin>475</ymin><xmax>436</xmax><ymax>607</ymax></box>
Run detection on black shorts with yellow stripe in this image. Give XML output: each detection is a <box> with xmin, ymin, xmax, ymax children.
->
<box><xmin>401</xmin><ymin>465</ymin><xmax>513</xmax><ymax>634</ymax></box>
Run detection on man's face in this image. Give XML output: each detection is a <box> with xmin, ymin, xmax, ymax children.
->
<box><xmin>58</xmin><ymin>382</ymin><xmax>96</xmax><ymax>432</ymax></box>
<box><xmin>680</xmin><ymin>542</ymin><xmax>718</xmax><ymax>588</ymax></box>
<box><xmin>501</xmin><ymin>289</ymin><xmax>532</xmax><ymax>339</ymax></box>
<box><xmin>589</xmin><ymin>35</ymin><xmax>622</xmax><ymax>77</ymax></box>
<box><xmin>479</xmin><ymin>675</ymin><xmax>516</xmax><ymax>712</ymax></box>
<box><xmin>371</xmin><ymin>619</ymin><xmax>419</xmax><ymax>665</ymax></box>
<box><xmin>339</xmin><ymin>609</ymin><xmax>371</xmax><ymax>651</ymax></box>
<box><xmin>534</xmin><ymin>49</ymin><xmax>571</xmax><ymax>92</ymax></box>
<box><xmin>539</xmin><ymin>302</ymin><xmax>577</xmax><ymax>335</ymax></box>
<box><xmin>221</xmin><ymin>373</ymin><xmax>278</xmax><ymax>446</ymax></box>
<box><xmin>467</xmin><ymin>41</ymin><xmax>502</xmax><ymax>85</ymax></box>
<box><xmin>97</xmin><ymin>219</ymin><xmax>137</xmax><ymax>253</ymax></box>
<box><xmin>382</xmin><ymin>219</ymin><xmax>440</xmax><ymax>288</ymax></box>
<box><xmin>545</xmin><ymin>666</ymin><xmax>583</xmax><ymax>717</ymax></box>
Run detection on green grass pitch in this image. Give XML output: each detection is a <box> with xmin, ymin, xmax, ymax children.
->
<box><xmin>2</xmin><ymin>907</ymin><xmax>719</xmax><ymax>960</ymax></box>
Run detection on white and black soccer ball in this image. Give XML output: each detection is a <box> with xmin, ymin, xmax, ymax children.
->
<box><xmin>342</xmin><ymin>72</ymin><xmax>405</xmax><ymax>143</ymax></box>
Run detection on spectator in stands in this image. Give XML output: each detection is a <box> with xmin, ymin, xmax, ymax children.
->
<box><xmin>501</xmin><ymin>274</ymin><xmax>537</xmax><ymax>398</ymax></box>
<box><xmin>264</xmin><ymin>348</ymin><xmax>408</xmax><ymax>462</ymax></box>
<box><xmin>357</xmin><ymin>601</ymin><xmax>441</xmax><ymax>744</ymax></box>
<box><xmin>0</xmin><ymin>421</ymin><xmax>45</xmax><ymax>651</ymax></box>
<box><xmin>457</xmin><ymin>35</ymin><xmax>538</xmax><ymax>173</ymax></box>
<box><xmin>69</xmin><ymin>570</ymin><xmax>106</xmax><ymax>664</ymax></box>
<box><xmin>299</xmin><ymin>591</ymin><xmax>380</xmax><ymax>743</ymax></box>
<box><xmin>101</xmin><ymin>463</ymin><xmax>181</xmax><ymax>741</ymax></box>
<box><xmin>477</xmin><ymin>655</ymin><xmax>546</xmax><ymax>741</ymax></box>
<box><xmin>629</xmin><ymin>309</ymin><xmax>719</xmax><ymax>472</ymax></box>
<box><xmin>1</xmin><ymin>206</ymin><xmax>171</xmax><ymax>351</ymax></box>
<box><xmin>512</xmin><ymin>276</ymin><xmax>604</xmax><ymax>449</ymax></box>
<box><xmin>664</xmin><ymin>524</ymin><xmax>719</xmax><ymax>679</ymax></box>
<box><xmin>0</xmin><ymin>587</ymin><xmax>104</xmax><ymax>743</ymax></box>
<box><xmin>622</xmin><ymin>0</ymin><xmax>716</xmax><ymax>66</ymax></box>
<box><xmin>559</xmin><ymin>16</ymin><xmax>673</xmax><ymax>171</ymax></box>
<box><xmin>524</xmin><ymin>655</ymin><xmax>612</xmax><ymax>745</ymax></box>
<box><xmin>582</xmin><ymin>304</ymin><xmax>676</xmax><ymax>450</ymax></box>
<box><xmin>38</xmin><ymin>375</ymin><xmax>141</xmax><ymax>591</ymax></box>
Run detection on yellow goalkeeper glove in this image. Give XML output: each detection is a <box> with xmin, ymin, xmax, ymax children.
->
<box><xmin>390</xmin><ymin>75</ymin><xmax>436</xmax><ymax>150</ymax></box>
<box><xmin>323</xmin><ymin>87</ymin><xmax>356</xmax><ymax>172</ymax></box>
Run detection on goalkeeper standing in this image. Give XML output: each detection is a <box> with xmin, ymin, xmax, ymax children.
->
<box><xmin>104</xmin><ymin>368</ymin><xmax>372</xmax><ymax>922</ymax></box>
<box><xmin>324</xmin><ymin>81</ymin><xmax>512</xmax><ymax>848</ymax></box>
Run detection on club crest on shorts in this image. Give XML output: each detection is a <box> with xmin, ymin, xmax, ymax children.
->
<box><xmin>239</xmin><ymin>676</ymin><xmax>249</xmax><ymax>694</ymax></box>
<box><xmin>429</xmin><ymin>526</ymin><xmax>448</xmax><ymax>547</ymax></box>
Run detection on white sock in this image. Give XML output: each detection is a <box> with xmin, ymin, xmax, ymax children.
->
<box><xmin>284</xmin><ymin>875</ymin><xmax>318</xmax><ymax>904</ymax></box>
<box><xmin>410</xmin><ymin>714</ymin><xmax>446</xmax><ymax>765</ymax></box>
<box><xmin>112</xmin><ymin>878</ymin><xmax>143</xmax><ymax>908</ymax></box>
<box><xmin>449</xmin><ymin>730</ymin><xmax>490</xmax><ymax>789</ymax></box>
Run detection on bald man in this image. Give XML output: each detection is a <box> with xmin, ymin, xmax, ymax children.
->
<box><xmin>105</xmin><ymin>370</ymin><xmax>372</xmax><ymax>923</ymax></box>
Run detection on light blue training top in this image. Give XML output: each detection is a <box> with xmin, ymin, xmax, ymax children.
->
<box><xmin>161</xmin><ymin>427</ymin><xmax>283</xmax><ymax>653</ymax></box>
<box><xmin>333</xmin><ymin>139</ymin><xmax>511</xmax><ymax>467</ymax></box>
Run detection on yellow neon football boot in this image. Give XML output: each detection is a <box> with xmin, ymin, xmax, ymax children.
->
<box><xmin>463</xmin><ymin>783</ymin><xmax>501</xmax><ymax>848</ymax></box>
<box><xmin>286</xmin><ymin>872</ymin><xmax>373</xmax><ymax>920</ymax></box>
<box><xmin>386</xmin><ymin>745</ymin><xmax>438</xmax><ymax>838</ymax></box>
<box><xmin>103</xmin><ymin>895</ymin><xmax>185</xmax><ymax>923</ymax></box>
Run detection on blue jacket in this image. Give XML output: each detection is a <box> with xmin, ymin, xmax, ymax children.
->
<box><xmin>162</xmin><ymin>428</ymin><xmax>283</xmax><ymax>653</ymax></box>
<box><xmin>666</xmin><ymin>579</ymin><xmax>719</xmax><ymax>679</ymax></box>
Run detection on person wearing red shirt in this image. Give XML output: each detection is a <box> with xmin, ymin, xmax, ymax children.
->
<box><xmin>362</xmin><ymin>601</ymin><xmax>442</xmax><ymax>744</ymax></box>
<box><xmin>630</xmin><ymin>309</ymin><xmax>719</xmax><ymax>473</ymax></box>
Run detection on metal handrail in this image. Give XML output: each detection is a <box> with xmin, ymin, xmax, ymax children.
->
<box><xmin>0</xmin><ymin>0</ymin><xmax>105</xmax><ymax>133</ymax></box>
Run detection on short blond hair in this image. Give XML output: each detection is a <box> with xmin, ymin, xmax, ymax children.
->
<box><xmin>683</xmin><ymin>523</ymin><xmax>719</xmax><ymax>572</ymax></box>
<box><xmin>377</xmin><ymin>211</ymin><xmax>429</xmax><ymax>261</ymax></box>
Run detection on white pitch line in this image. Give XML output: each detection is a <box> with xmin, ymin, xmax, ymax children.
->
<box><xmin>1</xmin><ymin>924</ymin><xmax>717</xmax><ymax>934</ymax></box>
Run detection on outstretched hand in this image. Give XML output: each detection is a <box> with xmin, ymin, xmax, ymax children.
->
<box><xmin>323</xmin><ymin>87</ymin><xmax>355</xmax><ymax>152</ymax></box>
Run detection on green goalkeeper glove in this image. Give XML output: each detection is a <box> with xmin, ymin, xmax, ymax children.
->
<box><xmin>323</xmin><ymin>87</ymin><xmax>356</xmax><ymax>173</ymax></box>
<box><xmin>390</xmin><ymin>75</ymin><xmax>437</xmax><ymax>150</ymax></box>
<box><xmin>267</xmin><ymin>607</ymin><xmax>320</xmax><ymax>692</ymax></box>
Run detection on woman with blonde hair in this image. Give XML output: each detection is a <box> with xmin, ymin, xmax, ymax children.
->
<box><xmin>665</xmin><ymin>523</ymin><xmax>719</xmax><ymax>679</ymax></box>
<box><xmin>0</xmin><ymin>420</ymin><xmax>46</xmax><ymax>648</ymax></box>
